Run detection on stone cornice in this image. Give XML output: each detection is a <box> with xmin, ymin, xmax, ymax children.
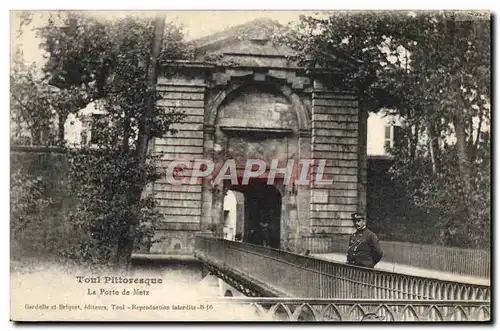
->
<box><xmin>160</xmin><ymin>61</ymin><xmax>217</xmax><ymax>76</ymax></box>
<box><xmin>305</xmin><ymin>67</ymin><xmax>352</xmax><ymax>77</ymax></box>
<box><xmin>219</xmin><ymin>126</ymin><xmax>294</xmax><ymax>137</ymax></box>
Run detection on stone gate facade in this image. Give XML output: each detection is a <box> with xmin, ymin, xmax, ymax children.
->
<box><xmin>149</xmin><ymin>19</ymin><xmax>368</xmax><ymax>255</ymax></box>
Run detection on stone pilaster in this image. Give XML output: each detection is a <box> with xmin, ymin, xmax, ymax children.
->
<box><xmin>310</xmin><ymin>79</ymin><xmax>359</xmax><ymax>235</ymax></box>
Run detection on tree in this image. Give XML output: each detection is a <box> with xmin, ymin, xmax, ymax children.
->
<box><xmin>282</xmin><ymin>11</ymin><xmax>491</xmax><ymax>248</ymax></box>
<box><xmin>114</xmin><ymin>14</ymin><xmax>168</xmax><ymax>268</ymax></box>
<box><xmin>10</xmin><ymin>42</ymin><xmax>60</xmax><ymax>145</ymax></box>
<box><xmin>15</xmin><ymin>11</ymin><xmax>191</xmax><ymax>268</ymax></box>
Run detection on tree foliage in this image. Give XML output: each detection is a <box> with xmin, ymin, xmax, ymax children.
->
<box><xmin>10</xmin><ymin>60</ymin><xmax>55</xmax><ymax>145</ymax></box>
<box><xmin>283</xmin><ymin>11</ymin><xmax>491</xmax><ymax>248</ymax></box>
<box><xmin>64</xmin><ymin>148</ymin><xmax>164</xmax><ymax>264</ymax></box>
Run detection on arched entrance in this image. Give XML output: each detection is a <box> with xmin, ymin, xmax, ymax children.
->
<box><xmin>207</xmin><ymin>77</ymin><xmax>310</xmax><ymax>251</ymax></box>
<box><xmin>227</xmin><ymin>179</ymin><xmax>282</xmax><ymax>249</ymax></box>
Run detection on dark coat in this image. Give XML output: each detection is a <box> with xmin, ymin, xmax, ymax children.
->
<box><xmin>346</xmin><ymin>228</ymin><xmax>383</xmax><ymax>268</ymax></box>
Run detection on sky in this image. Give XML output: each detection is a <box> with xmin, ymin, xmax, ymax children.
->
<box><xmin>10</xmin><ymin>10</ymin><xmax>322</xmax><ymax>66</ymax></box>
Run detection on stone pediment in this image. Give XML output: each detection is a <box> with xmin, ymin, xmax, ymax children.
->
<box><xmin>189</xmin><ymin>17</ymin><xmax>361</xmax><ymax>73</ymax></box>
<box><xmin>192</xmin><ymin>18</ymin><xmax>297</xmax><ymax>59</ymax></box>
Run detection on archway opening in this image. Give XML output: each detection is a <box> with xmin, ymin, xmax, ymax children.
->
<box><xmin>228</xmin><ymin>179</ymin><xmax>282</xmax><ymax>249</ymax></box>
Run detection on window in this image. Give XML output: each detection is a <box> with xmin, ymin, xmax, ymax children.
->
<box><xmin>90</xmin><ymin>114</ymin><xmax>107</xmax><ymax>145</ymax></box>
<box><xmin>384</xmin><ymin>125</ymin><xmax>392</xmax><ymax>153</ymax></box>
<box><xmin>393</xmin><ymin>126</ymin><xmax>403</xmax><ymax>150</ymax></box>
<box><xmin>384</xmin><ymin>125</ymin><xmax>403</xmax><ymax>154</ymax></box>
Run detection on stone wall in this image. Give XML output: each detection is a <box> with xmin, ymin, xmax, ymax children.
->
<box><xmin>310</xmin><ymin>82</ymin><xmax>360</xmax><ymax>235</ymax></box>
<box><xmin>148</xmin><ymin>76</ymin><xmax>208</xmax><ymax>254</ymax></box>
<box><xmin>154</xmin><ymin>78</ymin><xmax>206</xmax><ymax>221</ymax></box>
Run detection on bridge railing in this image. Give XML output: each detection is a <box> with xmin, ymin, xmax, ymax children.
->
<box><xmin>301</xmin><ymin>235</ymin><xmax>490</xmax><ymax>279</ymax></box>
<box><xmin>194</xmin><ymin>235</ymin><xmax>490</xmax><ymax>301</ymax></box>
<box><xmin>208</xmin><ymin>298</ymin><xmax>491</xmax><ymax>321</ymax></box>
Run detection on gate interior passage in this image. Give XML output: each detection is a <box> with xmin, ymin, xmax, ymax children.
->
<box><xmin>229</xmin><ymin>179</ymin><xmax>282</xmax><ymax>249</ymax></box>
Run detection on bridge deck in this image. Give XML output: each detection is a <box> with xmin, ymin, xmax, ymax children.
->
<box><xmin>194</xmin><ymin>235</ymin><xmax>491</xmax><ymax>301</ymax></box>
<box><xmin>312</xmin><ymin>253</ymin><xmax>490</xmax><ymax>287</ymax></box>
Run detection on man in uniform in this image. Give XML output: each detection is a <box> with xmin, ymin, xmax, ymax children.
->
<box><xmin>346</xmin><ymin>212</ymin><xmax>383</xmax><ymax>268</ymax></box>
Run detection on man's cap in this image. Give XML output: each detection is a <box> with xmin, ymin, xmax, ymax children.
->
<box><xmin>351</xmin><ymin>212</ymin><xmax>365</xmax><ymax>220</ymax></box>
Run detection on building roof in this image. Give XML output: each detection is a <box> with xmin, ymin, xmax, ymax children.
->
<box><xmin>192</xmin><ymin>18</ymin><xmax>287</xmax><ymax>48</ymax></box>
<box><xmin>190</xmin><ymin>17</ymin><xmax>368</xmax><ymax>75</ymax></box>
<box><xmin>191</xmin><ymin>18</ymin><xmax>296</xmax><ymax>57</ymax></box>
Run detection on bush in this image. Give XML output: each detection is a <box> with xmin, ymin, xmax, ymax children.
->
<box><xmin>63</xmin><ymin>147</ymin><xmax>164</xmax><ymax>267</ymax></box>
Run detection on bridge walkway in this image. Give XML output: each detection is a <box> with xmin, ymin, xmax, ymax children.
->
<box><xmin>194</xmin><ymin>234</ymin><xmax>491</xmax><ymax>301</ymax></box>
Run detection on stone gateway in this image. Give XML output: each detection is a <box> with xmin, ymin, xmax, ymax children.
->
<box><xmin>149</xmin><ymin>19</ymin><xmax>368</xmax><ymax>255</ymax></box>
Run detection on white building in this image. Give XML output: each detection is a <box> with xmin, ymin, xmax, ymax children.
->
<box><xmin>63</xmin><ymin>100</ymin><xmax>107</xmax><ymax>147</ymax></box>
<box><xmin>367</xmin><ymin>109</ymin><xmax>403</xmax><ymax>158</ymax></box>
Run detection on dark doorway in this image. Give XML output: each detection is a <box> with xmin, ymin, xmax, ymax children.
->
<box><xmin>233</xmin><ymin>179</ymin><xmax>282</xmax><ymax>249</ymax></box>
